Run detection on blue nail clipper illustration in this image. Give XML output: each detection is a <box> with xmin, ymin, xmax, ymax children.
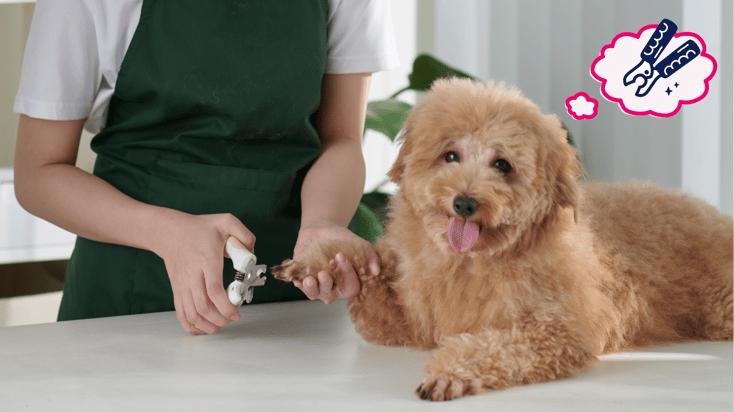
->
<box><xmin>623</xmin><ymin>19</ymin><xmax>701</xmax><ymax>97</ymax></box>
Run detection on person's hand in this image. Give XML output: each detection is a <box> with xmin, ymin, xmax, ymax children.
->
<box><xmin>155</xmin><ymin>211</ymin><xmax>255</xmax><ymax>335</ymax></box>
<box><xmin>292</xmin><ymin>220</ymin><xmax>379</xmax><ymax>304</ymax></box>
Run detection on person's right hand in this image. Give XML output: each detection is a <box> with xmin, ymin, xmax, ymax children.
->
<box><xmin>155</xmin><ymin>211</ymin><xmax>255</xmax><ymax>335</ymax></box>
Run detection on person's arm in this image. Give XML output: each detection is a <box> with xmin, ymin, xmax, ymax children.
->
<box><xmin>292</xmin><ymin>73</ymin><xmax>380</xmax><ymax>303</ymax></box>
<box><xmin>14</xmin><ymin>115</ymin><xmax>248</xmax><ymax>334</ymax></box>
<box><xmin>303</xmin><ymin>73</ymin><xmax>370</xmax><ymax>228</ymax></box>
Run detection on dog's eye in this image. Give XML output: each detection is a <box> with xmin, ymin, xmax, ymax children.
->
<box><xmin>444</xmin><ymin>151</ymin><xmax>460</xmax><ymax>163</ymax></box>
<box><xmin>493</xmin><ymin>159</ymin><xmax>512</xmax><ymax>174</ymax></box>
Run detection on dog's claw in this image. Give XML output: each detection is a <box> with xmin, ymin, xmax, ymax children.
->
<box><xmin>416</xmin><ymin>375</ymin><xmax>464</xmax><ymax>401</ymax></box>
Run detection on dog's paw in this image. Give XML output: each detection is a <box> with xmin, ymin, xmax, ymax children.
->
<box><xmin>271</xmin><ymin>257</ymin><xmax>341</xmax><ymax>286</ymax></box>
<box><xmin>273</xmin><ymin>240</ymin><xmax>371</xmax><ymax>286</ymax></box>
<box><xmin>271</xmin><ymin>259</ymin><xmax>306</xmax><ymax>282</ymax></box>
<box><xmin>416</xmin><ymin>374</ymin><xmax>480</xmax><ymax>402</ymax></box>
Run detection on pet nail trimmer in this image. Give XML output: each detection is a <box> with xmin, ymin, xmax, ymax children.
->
<box><xmin>225</xmin><ymin>236</ymin><xmax>267</xmax><ymax>306</ymax></box>
<box><xmin>623</xmin><ymin>18</ymin><xmax>701</xmax><ymax>97</ymax></box>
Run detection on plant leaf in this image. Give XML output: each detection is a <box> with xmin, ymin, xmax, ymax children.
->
<box><xmin>406</xmin><ymin>53</ymin><xmax>478</xmax><ymax>93</ymax></box>
<box><xmin>360</xmin><ymin>191</ymin><xmax>391</xmax><ymax>225</ymax></box>
<box><xmin>364</xmin><ymin>100</ymin><xmax>413</xmax><ymax>142</ymax></box>
<box><xmin>348</xmin><ymin>202</ymin><xmax>385</xmax><ymax>244</ymax></box>
<box><xmin>561</xmin><ymin>122</ymin><xmax>576</xmax><ymax>147</ymax></box>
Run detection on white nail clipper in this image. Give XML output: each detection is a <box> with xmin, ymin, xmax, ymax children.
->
<box><xmin>225</xmin><ymin>236</ymin><xmax>267</xmax><ymax>306</ymax></box>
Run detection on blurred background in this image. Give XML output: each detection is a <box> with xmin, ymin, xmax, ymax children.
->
<box><xmin>0</xmin><ymin>0</ymin><xmax>731</xmax><ymax>326</ymax></box>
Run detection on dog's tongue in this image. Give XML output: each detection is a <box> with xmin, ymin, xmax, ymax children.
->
<box><xmin>449</xmin><ymin>217</ymin><xmax>479</xmax><ymax>252</ymax></box>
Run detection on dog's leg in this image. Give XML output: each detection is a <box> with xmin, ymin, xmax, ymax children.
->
<box><xmin>271</xmin><ymin>240</ymin><xmax>366</xmax><ymax>286</ymax></box>
<box><xmin>416</xmin><ymin>312</ymin><xmax>596</xmax><ymax>401</ymax></box>
<box><xmin>272</xmin><ymin>239</ymin><xmax>430</xmax><ymax>348</ymax></box>
<box><xmin>699</xmin><ymin>274</ymin><xmax>734</xmax><ymax>341</ymax></box>
<box><xmin>347</xmin><ymin>240</ymin><xmax>433</xmax><ymax>348</ymax></box>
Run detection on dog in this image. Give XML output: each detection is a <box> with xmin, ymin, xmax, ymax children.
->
<box><xmin>273</xmin><ymin>78</ymin><xmax>733</xmax><ymax>401</ymax></box>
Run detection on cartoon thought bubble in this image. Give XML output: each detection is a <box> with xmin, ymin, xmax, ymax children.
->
<box><xmin>565</xmin><ymin>92</ymin><xmax>599</xmax><ymax>120</ymax></box>
<box><xmin>590</xmin><ymin>23</ymin><xmax>716</xmax><ymax>117</ymax></box>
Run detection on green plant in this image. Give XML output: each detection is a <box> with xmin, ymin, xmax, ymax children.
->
<box><xmin>347</xmin><ymin>54</ymin><xmax>574</xmax><ymax>243</ymax></box>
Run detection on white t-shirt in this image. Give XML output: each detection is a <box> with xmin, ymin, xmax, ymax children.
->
<box><xmin>14</xmin><ymin>0</ymin><xmax>400</xmax><ymax>134</ymax></box>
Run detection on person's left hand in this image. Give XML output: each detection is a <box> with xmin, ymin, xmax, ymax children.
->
<box><xmin>292</xmin><ymin>220</ymin><xmax>380</xmax><ymax>304</ymax></box>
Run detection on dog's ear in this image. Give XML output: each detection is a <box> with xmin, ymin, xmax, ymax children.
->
<box><xmin>556</xmin><ymin>163</ymin><xmax>579</xmax><ymax>222</ymax></box>
<box><xmin>387</xmin><ymin>126</ymin><xmax>412</xmax><ymax>185</ymax></box>
<box><xmin>551</xmin><ymin>128</ymin><xmax>581</xmax><ymax>222</ymax></box>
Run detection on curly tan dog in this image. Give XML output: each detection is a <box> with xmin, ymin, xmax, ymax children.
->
<box><xmin>273</xmin><ymin>78</ymin><xmax>733</xmax><ymax>401</ymax></box>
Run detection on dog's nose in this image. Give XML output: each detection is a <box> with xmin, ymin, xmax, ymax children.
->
<box><xmin>453</xmin><ymin>196</ymin><xmax>479</xmax><ymax>218</ymax></box>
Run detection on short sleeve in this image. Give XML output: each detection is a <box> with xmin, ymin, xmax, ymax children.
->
<box><xmin>14</xmin><ymin>0</ymin><xmax>99</xmax><ymax>121</ymax></box>
<box><xmin>326</xmin><ymin>0</ymin><xmax>400</xmax><ymax>74</ymax></box>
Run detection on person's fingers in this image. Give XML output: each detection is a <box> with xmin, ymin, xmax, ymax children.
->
<box><xmin>335</xmin><ymin>253</ymin><xmax>360</xmax><ymax>299</ymax></box>
<box><xmin>203</xmin><ymin>262</ymin><xmax>241</xmax><ymax>322</ymax></box>
<box><xmin>293</xmin><ymin>255</ymin><xmax>362</xmax><ymax>303</ymax></box>
<box><xmin>210</xmin><ymin>287</ymin><xmax>241</xmax><ymax>322</ymax></box>
<box><xmin>317</xmin><ymin>270</ymin><xmax>335</xmax><ymax>304</ymax></box>
<box><xmin>298</xmin><ymin>275</ymin><xmax>320</xmax><ymax>300</ymax></box>
<box><xmin>317</xmin><ymin>270</ymin><xmax>334</xmax><ymax>290</ymax></box>
<box><xmin>173</xmin><ymin>290</ymin><xmax>200</xmax><ymax>335</ymax></box>
<box><xmin>361</xmin><ymin>243</ymin><xmax>381</xmax><ymax>276</ymax></box>
<box><xmin>192</xmin><ymin>279</ymin><xmax>232</xmax><ymax>329</ymax></box>
<box><xmin>221</xmin><ymin>214</ymin><xmax>257</xmax><ymax>253</ymax></box>
<box><xmin>161</xmin><ymin>213</ymin><xmax>257</xmax><ymax>335</ymax></box>
<box><xmin>183</xmin><ymin>286</ymin><xmax>222</xmax><ymax>334</ymax></box>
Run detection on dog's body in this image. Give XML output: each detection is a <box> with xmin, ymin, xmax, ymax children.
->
<box><xmin>273</xmin><ymin>79</ymin><xmax>733</xmax><ymax>401</ymax></box>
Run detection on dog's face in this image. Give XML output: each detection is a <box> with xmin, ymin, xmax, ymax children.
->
<box><xmin>388</xmin><ymin>78</ymin><xmax>579</xmax><ymax>256</ymax></box>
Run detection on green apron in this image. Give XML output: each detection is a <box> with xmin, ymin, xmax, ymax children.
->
<box><xmin>58</xmin><ymin>0</ymin><xmax>328</xmax><ymax>321</ymax></box>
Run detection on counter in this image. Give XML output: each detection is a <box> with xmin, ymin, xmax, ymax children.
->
<box><xmin>0</xmin><ymin>299</ymin><xmax>730</xmax><ymax>411</ymax></box>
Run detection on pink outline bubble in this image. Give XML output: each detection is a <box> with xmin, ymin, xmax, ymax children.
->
<box><xmin>590</xmin><ymin>24</ymin><xmax>717</xmax><ymax>117</ymax></box>
<box><xmin>565</xmin><ymin>91</ymin><xmax>599</xmax><ymax>120</ymax></box>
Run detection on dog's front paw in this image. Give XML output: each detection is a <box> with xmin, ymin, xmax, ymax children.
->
<box><xmin>271</xmin><ymin>259</ymin><xmax>308</xmax><ymax>282</ymax></box>
<box><xmin>271</xmin><ymin>257</ymin><xmax>341</xmax><ymax>286</ymax></box>
<box><xmin>416</xmin><ymin>374</ymin><xmax>480</xmax><ymax>402</ymax></box>
<box><xmin>273</xmin><ymin>241</ymin><xmax>370</xmax><ymax>287</ymax></box>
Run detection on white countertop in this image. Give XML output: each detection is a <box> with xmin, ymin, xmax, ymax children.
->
<box><xmin>0</xmin><ymin>299</ymin><xmax>731</xmax><ymax>411</ymax></box>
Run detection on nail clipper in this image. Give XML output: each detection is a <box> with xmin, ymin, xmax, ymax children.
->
<box><xmin>226</xmin><ymin>236</ymin><xmax>267</xmax><ymax>306</ymax></box>
<box><xmin>622</xmin><ymin>18</ymin><xmax>701</xmax><ymax>97</ymax></box>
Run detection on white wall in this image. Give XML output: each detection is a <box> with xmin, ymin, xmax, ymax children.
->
<box><xmin>363</xmin><ymin>1</ymin><xmax>417</xmax><ymax>193</ymax></box>
<box><xmin>0</xmin><ymin>4</ymin><xmax>31</xmax><ymax>168</ymax></box>
<box><xmin>682</xmin><ymin>0</ymin><xmax>724</xmax><ymax>213</ymax></box>
<box><xmin>720</xmin><ymin>0</ymin><xmax>733</xmax><ymax>216</ymax></box>
<box><xmin>425</xmin><ymin>0</ymin><xmax>733</xmax><ymax>215</ymax></box>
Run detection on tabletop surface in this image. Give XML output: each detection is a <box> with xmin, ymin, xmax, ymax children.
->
<box><xmin>0</xmin><ymin>299</ymin><xmax>731</xmax><ymax>411</ymax></box>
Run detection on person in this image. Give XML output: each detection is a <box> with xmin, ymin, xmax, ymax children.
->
<box><xmin>13</xmin><ymin>0</ymin><xmax>398</xmax><ymax>335</ymax></box>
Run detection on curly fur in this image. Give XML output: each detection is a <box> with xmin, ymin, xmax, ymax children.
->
<box><xmin>273</xmin><ymin>78</ymin><xmax>733</xmax><ymax>401</ymax></box>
